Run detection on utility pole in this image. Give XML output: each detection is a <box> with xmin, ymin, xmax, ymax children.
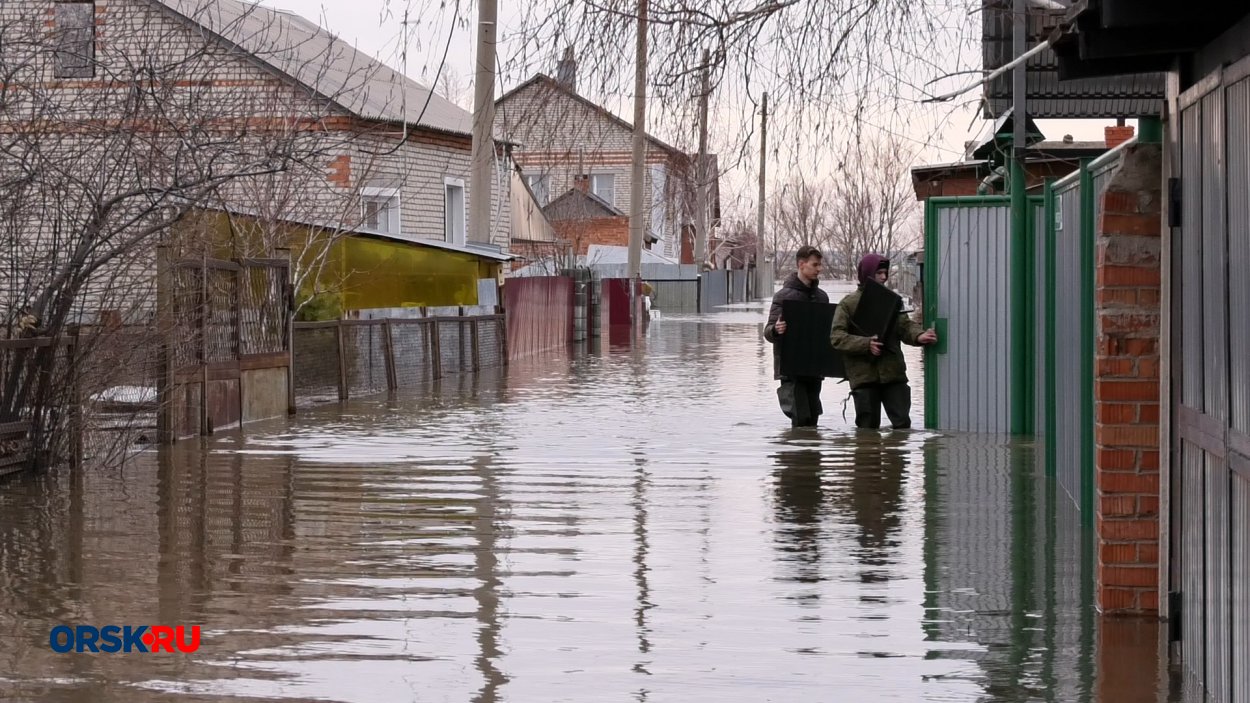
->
<box><xmin>694</xmin><ymin>50</ymin><xmax>710</xmax><ymax>270</ymax></box>
<box><xmin>627</xmin><ymin>0</ymin><xmax>649</xmax><ymax>282</ymax></box>
<box><xmin>468</xmin><ymin>0</ymin><xmax>497</xmax><ymax>246</ymax></box>
<box><xmin>755</xmin><ymin>92</ymin><xmax>769</xmax><ymax>299</ymax></box>
<box><xmin>1010</xmin><ymin>0</ymin><xmax>1028</xmax><ymax>435</ymax></box>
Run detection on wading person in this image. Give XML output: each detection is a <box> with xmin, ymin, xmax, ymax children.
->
<box><xmin>763</xmin><ymin>246</ymin><xmax>829</xmax><ymax>427</ymax></box>
<box><xmin>830</xmin><ymin>254</ymin><xmax>938</xmax><ymax>429</ymax></box>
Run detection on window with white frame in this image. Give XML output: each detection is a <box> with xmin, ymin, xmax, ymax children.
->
<box><xmin>444</xmin><ymin>177</ymin><xmax>466</xmax><ymax>245</ymax></box>
<box><xmin>360</xmin><ymin>187</ymin><xmax>400</xmax><ymax>234</ymax></box>
<box><xmin>590</xmin><ymin>173</ymin><xmax>616</xmax><ymax>207</ymax></box>
<box><xmin>524</xmin><ymin>174</ymin><xmax>551</xmax><ymax>206</ymax></box>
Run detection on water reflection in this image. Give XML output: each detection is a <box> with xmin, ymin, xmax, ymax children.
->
<box><xmin>0</xmin><ymin>313</ymin><xmax>1185</xmax><ymax>702</ymax></box>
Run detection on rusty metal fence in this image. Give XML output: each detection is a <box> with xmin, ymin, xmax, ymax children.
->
<box><xmin>293</xmin><ymin>312</ymin><xmax>507</xmax><ymax>403</ymax></box>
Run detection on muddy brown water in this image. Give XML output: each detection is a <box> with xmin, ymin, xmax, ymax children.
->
<box><xmin>0</xmin><ymin>301</ymin><xmax>1184</xmax><ymax>702</ymax></box>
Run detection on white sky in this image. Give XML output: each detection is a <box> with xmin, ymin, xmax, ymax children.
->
<box><xmin>259</xmin><ymin>0</ymin><xmax>1122</xmax><ymax>219</ymax></box>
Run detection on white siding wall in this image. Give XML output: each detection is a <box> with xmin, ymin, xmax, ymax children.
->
<box><xmin>0</xmin><ymin>0</ymin><xmax>510</xmax><ymax>319</ymax></box>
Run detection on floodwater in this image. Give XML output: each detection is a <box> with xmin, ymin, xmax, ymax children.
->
<box><xmin>0</xmin><ymin>299</ymin><xmax>1182</xmax><ymax>702</ymax></box>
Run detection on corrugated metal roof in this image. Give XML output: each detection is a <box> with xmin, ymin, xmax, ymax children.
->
<box><xmin>981</xmin><ymin>0</ymin><xmax>1164</xmax><ymax>118</ymax></box>
<box><xmin>156</xmin><ymin>0</ymin><xmax>474</xmax><ymax>136</ymax></box>
<box><xmin>543</xmin><ymin>188</ymin><xmax>626</xmax><ymax>220</ymax></box>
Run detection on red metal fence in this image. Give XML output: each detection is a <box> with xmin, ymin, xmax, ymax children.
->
<box><xmin>504</xmin><ymin>277</ymin><xmax>575</xmax><ymax>360</ymax></box>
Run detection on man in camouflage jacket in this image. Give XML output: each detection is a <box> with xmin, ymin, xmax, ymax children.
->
<box><xmin>830</xmin><ymin>254</ymin><xmax>938</xmax><ymax>429</ymax></box>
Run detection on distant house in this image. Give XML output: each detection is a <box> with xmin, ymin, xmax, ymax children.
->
<box><xmin>542</xmin><ymin>177</ymin><xmax>659</xmax><ymax>257</ymax></box>
<box><xmin>910</xmin><ymin>120</ymin><xmax>1114</xmax><ymax>202</ymax></box>
<box><xmin>495</xmin><ymin>50</ymin><xmax>720</xmax><ymax>266</ymax></box>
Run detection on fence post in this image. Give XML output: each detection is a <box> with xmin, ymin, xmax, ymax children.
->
<box><xmin>471</xmin><ymin>317</ymin><xmax>481</xmax><ymax>371</ymax></box>
<box><xmin>232</xmin><ymin>264</ymin><xmax>244</xmax><ymax>431</ymax></box>
<box><xmin>69</xmin><ymin>331</ymin><xmax>83</xmax><ymax>470</ymax></box>
<box><xmin>155</xmin><ymin>246</ymin><xmax>175</xmax><ymax>444</ymax></box>
<box><xmin>383</xmin><ymin>319</ymin><xmax>397</xmax><ymax>391</ymax></box>
<box><xmin>430</xmin><ymin>317</ymin><xmax>443</xmax><ymax>380</ymax></box>
<box><xmin>499</xmin><ymin>305</ymin><xmax>509</xmax><ymax>366</ymax></box>
<box><xmin>279</xmin><ymin>251</ymin><xmax>296</xmax><ymax>416</ymax></box>
<box><xmin>457</xmin><ymin>306</ymin><xmax>467</xmax><ymax>372</ymax></box>
<box><xmin>199</xmin><ymin>256</ymin><xmax>210</xmax><ymax>436</ymax></box>
<box><xmin>336</xmin><ymin>319</ymin><xmax>348</xmax><ymax>400</ymax></box>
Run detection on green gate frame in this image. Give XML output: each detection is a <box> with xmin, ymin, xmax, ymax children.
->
<box><xmin>922</xmin><ymin>195</ymin><xmax>1030</xmax><ymax>433</ymax></box>
<box><xmin>1042</xmin><ymin>158</ymin><xmax>1099</xmax><ymax>523</ymax></box>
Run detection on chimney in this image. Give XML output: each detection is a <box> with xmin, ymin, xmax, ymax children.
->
<box><xmin>573</xmin><ymin>173</ymin><xmax>590</xmax><ymax>193</ymax></box>
<box><xmin>1105</xmin><ymin>122</ymin><xmax>1135</xmax><ymax>150</ymax></box>
<box><xmin>556</xmin><ymin>47</ymin><xmax>577</xmax><ymax>93</ymax></box>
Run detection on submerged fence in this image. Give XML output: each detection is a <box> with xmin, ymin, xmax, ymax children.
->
<box><xmin>0</xmin><ymin>337</ymin><xmax>80</xmax><ymax>475</ymax></box>
<box><xmin>293</xmin><ymin>313</ymin><xmax>506</xmax><ymax>402</ymax></box>
<box><xmin>923</xmin><ymin>144</ymin><xmax>1127</xmax><ymax>520</ymax></box>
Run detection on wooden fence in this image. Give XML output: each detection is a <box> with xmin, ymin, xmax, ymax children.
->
<box><xmin>156</xmin><ymin>249</ymin><xmax>293</xmax><ymax>442</ymax></box>
<box><xmin>0</xmin><ymin>336</ymin><xmax>80</xmax><ymax>475</ymax></box>
<box><xmin>292</xmin><ymin>313</ymin><xmax>507</xmax><ymax>402</ymax></box>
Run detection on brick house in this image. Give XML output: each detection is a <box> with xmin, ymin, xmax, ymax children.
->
<box><xmin>1</xmin><ymin>0</ymin><xmax>513</xmax><ymax>324</ymax></box>
<box><xmin>541</xmin><ymin>176</ymin><xmax>657</xmax><ymax>257</ymax></box>
<box><xmin>495</xmin><ymin>52</ymin><xmax>719</xmax><ymax>265</ymax></box>
<box><xmin>911</xmin><ymin>133</ymin><xmax>1111</xmax><ymax>202</ymax></box>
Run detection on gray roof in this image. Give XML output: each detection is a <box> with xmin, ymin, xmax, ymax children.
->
<box><xmin>981</xmin><ymin>0</ymin><xmax>1164</xmax><ymax>118</ymax></box>
<box><xmin>543</xmin><ymin>188</ymin><xmax>626</xmax><ymax>221</ymax></box>
<box><xmin>156</xmin><ymin>0</ymin><xmax>474</xmax><ymax>136</ymax></box>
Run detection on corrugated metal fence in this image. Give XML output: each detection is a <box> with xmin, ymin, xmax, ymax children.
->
<box><xmin>697</xmin><ymin>270</ymin><xmax>753</xmax><ymax>313</ymax></box>
<box><xmin>923</xmin><ymin>149</ymin><xmax>1124</xmax><ymax>523</ymax></box>
<box><xmin>504</xmin><ymin>276</ymin><xmax>575</xmax><ymax>359</ymax></box>
<box><xmin>1047</xmin><ymin>159</ymin><xmax>1101</xmax><ymax>517</ymax></box>
<box><xmin>1171</xmin><ymin>61</ymin><xmax>1250</xmax><ymax>701</ymax></box>
<box><xmin>646</xmin><ymin>279</ymin><xmax>699</xmax><ymax>314</ymax></box>
<box><xmin>699</xmin><ymin>271</ymin><xmax>729</xmax><ymax>313</ymax></box>
<box><xmin>923</xmin><ymin>199</ymin><xmax>1014</xmax><ymax>433</ymax></box>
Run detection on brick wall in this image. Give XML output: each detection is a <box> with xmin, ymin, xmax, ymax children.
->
<box><xmin>1093</xmin><ymin>143</ymin><xmax>1163</xmax><ymax>615</ymax></box>
<box><xmin>551</xmin><ymin>217</ymin><xmax>631</xmax><ymax>256</ymax></box>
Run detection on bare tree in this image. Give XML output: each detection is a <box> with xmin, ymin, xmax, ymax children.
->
<box><xmin>767</xmin><ymin>175</ymin><xmax>832</xmax><ymax>277</ymax></box>
<box><xmin>707</xmin><ymin>216</ymin><xmax>757</xmax><ymax>270</ymax></box>
<box><xmin>437</xmin><ymin>67</ymin><xmax>470</xmax><ymax>110</ymax></box>
<box><xmin>0</xmin><ymin>2</ymin><xmax>380</xmax><ymax>467</ymax></box>
<box><xmin>826</xmin><ymin>135</ymin><xmax>921</xmax><ymax>280</ymax></box>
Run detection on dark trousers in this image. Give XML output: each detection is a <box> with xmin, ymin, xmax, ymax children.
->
<box><xmin>778</xmin><ymin>377</ymin><xmax>823</xmax><ymax>427</ymax></box>
<box><xmin>851</xmin><ymin>382</ymin><xmax>912</xmax><ymax>429</ymax></box>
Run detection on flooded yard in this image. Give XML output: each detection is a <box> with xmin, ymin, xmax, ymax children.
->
<box><xmin>0</xmin><ymin>301</ymin><xmax>1178</xmax><ymax>702</ymax></box>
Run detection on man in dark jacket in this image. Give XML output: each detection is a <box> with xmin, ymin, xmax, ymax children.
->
<box><xmin>763</xmin><ymin>245</ymin><xmax>830</xmax><ymax>427</ymax></box>
<box><xmin>830</xmin><ymin>254</ymin><xmax>938</xmax><ymax>429</ymax></box>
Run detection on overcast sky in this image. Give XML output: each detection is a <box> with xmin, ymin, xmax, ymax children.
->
<box><xmin>259</xmin><ymin>0</ymin><xmax>1119</xmax><ymax>217</ymax></box>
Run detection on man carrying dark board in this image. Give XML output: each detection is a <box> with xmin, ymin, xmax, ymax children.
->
<box><xmin>763</xmin><ymin>246</ymin><xmax>829</xmax><ymax>427</ymax></box>
<box><xmin>831</xmin><ymin>254</ymin><xmax>938</xmax><ymax>429</ymax></box>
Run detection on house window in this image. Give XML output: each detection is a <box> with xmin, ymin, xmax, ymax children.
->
<box><xmin>525</xmin><ymin>174</ymin><xmax>550</xmax><ymax>206</ymax></box>
<box><xmin>590</xmin><ymin>173</ymin><xmax>615</xmax><ymax>206</ymax></box>
<box><xmin>444</xmin><ymin>177</ymin><xmax>466</xmax><ymax>245</ymax></box>
<box><xmin>54</xmin><ymin>3</ymin><xmax>96</xmax><ymax>79</ymax></box>
<box><xmin>361</xmin><ymin>187</ymin><xmax>400</xmax><ymax>234</ymax></box>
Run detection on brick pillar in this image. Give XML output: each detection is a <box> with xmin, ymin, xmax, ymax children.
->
<box><xmin>1094</xmin><ymin>143</ymin><xmax>1163</xmax><ymax>615</ymax></box>
<box><xmin>1105</xmin><ymin>124</ymin><xmax>1135</xmax><ymax>150</ymax></box>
